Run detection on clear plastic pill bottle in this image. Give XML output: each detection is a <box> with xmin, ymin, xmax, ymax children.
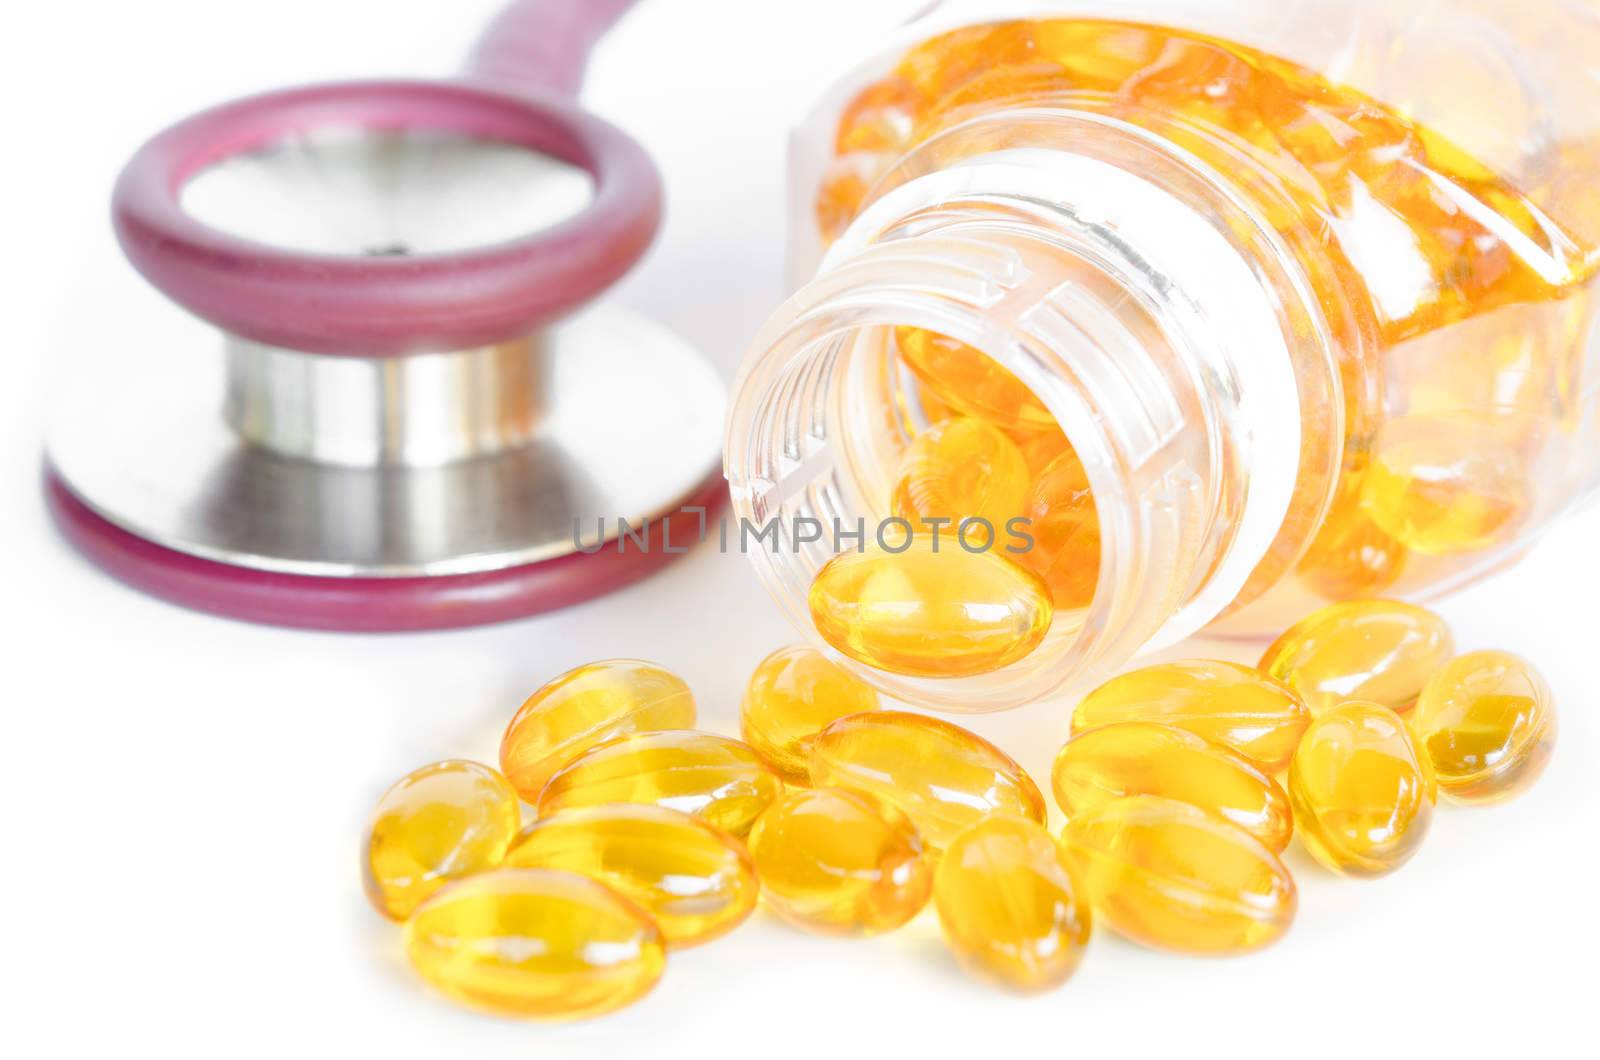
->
<box><xmin>725</xmin><ymin>0</ymin><xmax>1600</xmax><ymax>711</ymax></box>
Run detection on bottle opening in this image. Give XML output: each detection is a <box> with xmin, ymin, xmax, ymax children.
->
<box><xmin>729</xmin><ymin>107</ymin><xmax>1331</xmax><ymax>710</ymax></box>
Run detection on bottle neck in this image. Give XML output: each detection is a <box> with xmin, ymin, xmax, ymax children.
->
<box><xmin>729</xmin><ymin>106</ymin><xmax>1341</xmax><ymax>709</ymax></box>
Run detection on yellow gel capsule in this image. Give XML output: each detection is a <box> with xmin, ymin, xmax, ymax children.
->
<box><xmin>405</xmin><ymin>867</ymin><xmax>664</xmax><ymax>1020</ymax></box>
<box><xmin>363</xmin><ymin>759</ymin><xmax>521</xmax><ymax>920</ymax></box>
<box><xmin>747</xmin><ymin>787</ymin><xmax>932</xmax><ymax>935</ymax></box>
<box><xmin>1062</xmin><ymin>795</ymin><xmax>1297</xmax><ymax>955</ymax></box>
<box><xmin>809</xmin><ymin>710</ymin><xmax>1047</xmax><ymax>849</ymax></box>
<box><xmin>505</xmin><ymin>804</ymin><xmax>758</xmax><ymax>948</ymax></box>
<box><xmin>537</xmin><ymin>730</ymin><xmax>782</xmax><ymax>838</ymax></box>
<box><xmin>499</xmin><ymin>659</ymin><xmax>695</xmax><ymax>801</ymax></box>
<box><xmin>1070</xmin><ymin>660</ymin><xmax>1310</xmax><ymax>773</ymax></box>
<box><xmin>1016</xmin><ymin>426</ymin><xmax>1072</xmax><ymax>475</ymax></box>
<box><xmin>891</xmin><ymin>416</ymin><xmax>1029</xmax><ymax>533</ymax></box>
<box><xmin>808</xmin><ymin>538</ymin><xmax>1053</xmax><ymax>677</ymax></box>
<box><xmin>934</xmin><ymin>815</ymin><xmax>1092</xmax><ymax>992</ymax></box>
<box><xmin>1016</xmin><ymin>447</ymin><xmax>1101</xmax><ymax>611</ymax></box>
<box><xmin>1297</xmin><ymin>502</ymin><xmax>1407</xmax><ymax>599</ymax></box>
<box><xmin>740</xmin><ymin>645</ymin><xmax>881</xmax><ymax>784</ymax></box>
<box><xmin>1411</xmin><ymin>650</ymin><xmax>1558</xmax><ymax>804</ymax></box>
<box><xmin>1052</xmin><ymin>723</ymin><xmax>1294</xmax><ymax>853</ymax></box>
<box><xmin>1260</xmin><ymin>599</ymin><xmax>1455</xmax><ymax>714</ymax></box>
<box><xmin>894</xmin><ymin>326</ymin><xmax>1057</xmax><ymax>433</ymax></box>
<box><xmin>1289</xmin><ymin>701</ymin><xmax>1436</xmax><ymax>877</ymax></box>
<box><xmin>1361</xmin><ymin>414</ymin><xmax>1530</xmax><ymax>554</ymax></box>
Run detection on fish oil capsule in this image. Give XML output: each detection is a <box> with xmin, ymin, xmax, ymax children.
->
<box><xmin>740</xmin><ymin>645</ymin><xmax>881</xmax><ymax>783</ymax></box>
<box><xmin>1016</xmin><ymin>426</ymin><xmax>1072</xmax><ymax>475</ymax></box>
<box><xmin>809</xmin><ymin>710</ymin><xmax>1046</xmax><ymax>849</ymax></box>
<box><xmin>499</xmin><ymin>659</ymin><xmax>695</xmax><ymax>801</ymax></box>
<box><xmin>363</xmin><ymin>759</ymin><xmax>521</xmax><ymax>920</ymax></box>
<box><xmin>1016</xmin><ymin>447</ymin><xmax>1101</xmax><ymax>611</ymax></box>
<box><xmin>1296</xmin><ymin>501</ymin><xmax>1408</xmax><ymax>599</ymax></box>
<box><xmin>1261</xmin><ymin>599</ymin><xmax>1454</xmax><ymax>714</ymax></box>
<box><xmin>1361</xmin><ymin>414</ymin><xmax>1530</xmax><ymax>554</ymax></box>
<box><xmin>808</xmin><ymin>537</ymin><xmax>1053</xmax><ymax>677</ymax></box>
<box><xmin>891</xmin><ymin>416</ymin><xmax>1029</xmax><ymax>532</ymax></box>
<box><xmin>1062</xmin><ymin>795</ymin><xmax>1297</xmax><ymax>955</ymax></box>
<box><xmin>405</xmin><ymin>867</ymin><xmax>664</xmax><ymax>1019</ymax></box>
<box><xmin>1052</xmin><ymin>723</ymin><xmax>1294</xmax><ymax>853</ymax></box>
<box><xmin>1070</xmin><ymin>660</ymin><xmax>1310</xmax><ymax>772</ymax></box>
<box><xmin>894</xmin><ymin>326</ymin><xmax>1056</xmax><ymax>433</ymax></box>
<box><xmin>1289</xmin><ymin>701</ymin><xmax>1435</xmax><ymax>877</ymax></box>
<box><xmin>505</xmin><ymin>804</ymin><xmax>758</xmax><ymax>947</ymax></box>
<box><xmin>934</xmin><ymin>815</ymin><xmax>1091</xmax><ymax>991</ymax></box>
<box><xmin>537</xmin><ymin>730</ymin><xmax>782</xmax><ymax>838</ymax></box>
<box><xmin>1411</xmin><ymin>650</ymin><xmax>1557</xmax><ymax>804</ymax></box>
<box><xmin>747</xmin><ymin>787</ymin><xmax>932</xmax><ymax>934</ymax></box>
<box><xmin>910</xmin><ymin>377</ymin><xmax>959</xmax><ymax>426</ymax></box>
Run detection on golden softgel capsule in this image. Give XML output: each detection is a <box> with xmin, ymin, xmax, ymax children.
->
<box><xmin>1411</xmin><ymin>650</ymin><xmax>1557</xmax><ymax>804</ymax></box>
<box><xmin>363</xmin><ymin>759</ymin><xmax>521</xmax><ymax>920</ymax></box>
<box><xmin>1016</xmin><ymin>448</ymin><xmax>1101</xmax><ymax>611</ymax></box>
<box><xmin>1261</xmin><ymin>600</ymin><xmax>1454</xmax><ymax>714</ymax></box>
<box><xmin>740</xmin><ymin>646</ymin><xmax>881</xmax><ymax>784</ymax></box>
<box><xmin>808</xmin><ymin>538</ymin><xmax>1053</xmax><ymax>677</ymax></box>
<box><xmin>934</xmin><ymin>816</ymin><xmax>1091</xmax><ymax>992</ymax></box>
<box><xmin>747</xmin><ymin>787</ymin><xmax>932</xmax><ymax>934</ymax></box>
<box><xmin>894</xmin><ymin>326</ymin><xmax>1056</xmax><ymax>433</ymax></box>
<box><xmin>1289</xmin><ymin>701</ymin><xmax>1436</xmax><ymax>876</ymax></box>
<box><xmin>1052</xmin><ymin>723</ymin><xmax>1294</xmax><ymax>853</ymax></box>
<box><xmin>1062</xmin><ymin>795</ymin><xmax>1297</xmax><ymax>955</ymax></box>
<box><xmin>810</xmin><ymin>710</ymin><xmax>1047</xmax><ymax>849</ymax></box>
<box><xmin>537</xmin><ymin>730</ymin><xmax>782</xmax><ymax>838</ymax></box>
<box><xmin>499</xmin><ymin>659</ymin><xmax>695</xmax><ymax>801</ymax></box>
<box><xmin>891</xmin><ymin>416</ymin><xmax>1029</xmax><ymax>531</ymax></box>
<box><xmin>1361</xmin><ymin>415</ymin><xmax>1530</xmax><ymax>555</ymax></box>
<box><xmin>1070</xmin><ymin>660</ymin><xmax>1310</xmax><ymax>772</ymax></box>
<box><xmin>505</xmin><ymin>804</ymin><xmax>758</xmax><ymax>948</ymax></box>
<box><xmin>404</xmin><ymin>868</ymin><xmax>664</xmax><ymax>1020</ymax></box>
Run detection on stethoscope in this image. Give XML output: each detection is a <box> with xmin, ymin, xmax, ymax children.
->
<box><xmin>43</xmin><ymin>0</ymin><xmax>727</xmax><ymax>631</ymax></box>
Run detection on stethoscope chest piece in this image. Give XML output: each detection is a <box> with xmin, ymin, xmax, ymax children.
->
<box><xmin>45</xmin><ymin>59</ymin><xmax>726</xmax><ymax>630</ymax></box>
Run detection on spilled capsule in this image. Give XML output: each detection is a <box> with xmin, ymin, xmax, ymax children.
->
<box><xmin>740</xmin><ymin>645</ymin><xmax>881</xmax><ymax>784</ymax></box>
<box><xmin>537</xmin><ymin>730</ymin><xmax>783</xmax><ymax>838</ymax></box>
<box><xmin>1062</xmin><ymin>795</ymin><xmax>1297</xmax><ymax>955</ymax></box>
<box><xmin>935</xmin><ymin>816</ymin><xmax>1092</xmax><ymax>992</ymax></box>
<box><xmin>810</xmin><ymin>710</ymin><xmax>1047</xmax><ymax>849</ymax></box>
<box><xmin>808</xmin><ymin>538</ymin><xmax>1053</xmax><ymax>677</ymax></box>
<box><xmin>1261</xmin><ymin>599</ymin><xmax>1454</xmax><ymax>714</ymax></box>
<box><xmin>1052</xmin><ymin>722</ymin><xmax>1294</xmax><ymax>853</ymax></box>
<box><xmin>506</xmin><ymin>804</ymin><xmax>758</xmax><ymax>947</ymax></box>
<box><xmin>747</xmin><ymin>787</ymin><xmax>932</xmax><ymax>935</ymax></box>
<box><xmin>1411</xmin><ymin>650</ymin><xmax>1557</xmax><ymax>804</ymax></box>
<box><xmin>499</xmin><ymin>659</ymin><xmax>695</xmax><ymax>801</ymax></box>
<box><xmin>1289</xmin><ymin>700</ymin><xmax>1435</xmax><ymax>877</ymax></box>
<box><xmin>404</xmin><ymin>868</ymin><xmax>664</xmax><ymax>1020</ymax></box>
<box><xmin>1070</xmin><ymin>659</ymin><xmax>1310</xmax><ymax>772</ymax></box>
<box><xmin>363</xmin><ymin>759</ymin><xmax>521</xmax><ymax>920</ymax></box>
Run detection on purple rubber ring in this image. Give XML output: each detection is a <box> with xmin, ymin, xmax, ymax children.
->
<box><xmin>46</xmin><ymin>465</ymin><xmax>729</xmax><ymax>632</ymax></box>
<box><xmin>113</xmin><ymin>78</ymin><xmax>661</xmax><ymax>355</ymax></box>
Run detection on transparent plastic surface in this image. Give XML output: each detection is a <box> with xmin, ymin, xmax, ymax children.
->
<box><xmin>727</xmin><ymin>0</ymin><xmax>1600</xmax><ymax>711</ymax></box>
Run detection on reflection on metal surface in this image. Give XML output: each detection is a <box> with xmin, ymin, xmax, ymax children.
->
<box><xmin>180</xmin><ymin>127</ymin><xmax>595</xmax><ymax>255</ymax></box>
<box><xmin>224</xmin><ymin>334</ymin><xmax>552</xmax><ymax>467</ymax></box>
<box><xmin>48</xmin><ymin>267</ymin><xmax>726</xmax><ymax>577</ymax></box>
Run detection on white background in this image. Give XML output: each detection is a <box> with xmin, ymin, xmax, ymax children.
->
<box><xmin>2</xmin><ymin>1</ymin><xmax>1597</xmax><ymax>1056</ymax></box>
